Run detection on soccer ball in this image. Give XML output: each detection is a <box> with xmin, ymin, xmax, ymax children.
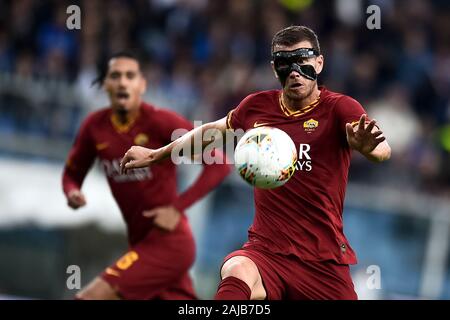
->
<box><xmin>234</xmin><ymin>126</ymin><xmax>297</xmax><ymax>189</ymax></box>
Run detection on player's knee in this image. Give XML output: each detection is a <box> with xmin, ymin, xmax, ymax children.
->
<box><xmin>76</xmin><ymin>287</ymin><xmax>119</xmax><ymax>300</ymax></box>
<box><xmin>76</xmin><ymin>277</ymin><xmax>120</xmax><ymax>300</ymax></box>
<box><xmin>221</xmin><ymin>256</ymin><xmax>259</xmax><ymax>287</ymax></box>
<box><xmin>75</xmin><ymin>288</ymin><xmax>96</xmax><ymax>300</ymax></box>
<box><xmin>74</xmin><ymin>292</ymin><xmax>84</xmax><ymax>300</ymax></box>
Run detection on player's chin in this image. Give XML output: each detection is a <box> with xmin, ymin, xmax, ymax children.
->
<box><xmin>286</xmin><ymin>87</ymin><xmax>308</xmax><ymax>100</ymax></box>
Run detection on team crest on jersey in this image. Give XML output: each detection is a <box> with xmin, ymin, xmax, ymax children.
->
<box><xmin>303</xmin><ymin>119</ymin><xmax>319</xmax><ymax>132</ymax></box>
<box><xmin>134</xmin><ymin>133</ymin><xmax>149</xmax><ymax>145</ymax></box>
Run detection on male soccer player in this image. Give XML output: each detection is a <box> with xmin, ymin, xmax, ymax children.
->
<box><xmin>62</xmin><ymin>52</ymin><xmax>231</xmax><ymax>300</ymax></box>
<box><xmin>119</xmin><ymin>26</ymin><xmax>392</xmax><ymax>300</ymax></box>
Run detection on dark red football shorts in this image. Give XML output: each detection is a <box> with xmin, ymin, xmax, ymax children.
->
<box><xmin>101</xmin><ymin>216</ymin><xmax>197</xmax><ymax>300</ymax></box>
<box><xmin>222</xmin><ymin>243</ymin><xmax>357</xmax><ymax>300</ymax></box>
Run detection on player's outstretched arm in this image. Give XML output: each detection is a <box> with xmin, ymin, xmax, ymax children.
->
<box><xmin>345</xmin><ymin>114</ymin><xmax>391</xmax><ymax>162</ymax></box>
<box><xmin>120</xmin><ymin>117</ymin><xmax>228</xmax><ymax>173</ymax></box>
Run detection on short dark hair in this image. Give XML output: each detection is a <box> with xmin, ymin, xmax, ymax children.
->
<box><xmin>92</xmin><ymin>51</ymin><xmax>142</xmax><ymax>87</ymax></box>
<box><xmin>271</xmin><ymin>26</ymin><xmax>321</xmax><ymax>55</ymax></box>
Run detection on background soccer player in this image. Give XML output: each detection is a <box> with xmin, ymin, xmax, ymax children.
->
<box><xmin>62</xmin><ymin>52</ymin><xmax>231</xmax><ymax>300</ymax></box>
<box><xmin>120</xmin><ymin>25</ymin><xmax>392</xmax><ymax>300</ymax></box>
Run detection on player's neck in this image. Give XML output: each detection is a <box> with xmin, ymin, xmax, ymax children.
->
<box><xmin>113</xmin><ymin>105</ymin><xmax>140</xmax><ymax>124</ymax></box>
<box><xmin>282</xmin><ymin>85</ymin><xmax>321</xmax><ymax>112</ymax></box>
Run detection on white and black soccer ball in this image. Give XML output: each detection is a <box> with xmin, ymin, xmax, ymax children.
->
<box><xmin>234</xmin><ymin>126</ymin><xmax>297</xmax><ymax>189</ymax></box>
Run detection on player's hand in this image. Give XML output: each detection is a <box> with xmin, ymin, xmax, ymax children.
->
<box><xmin>120</xmin><ymin>146</ymin><xmax>159</xmax><ymax>174</ymax></box>
<box><xmin>67</xmin><ymin>189</ymin><xmax>86</xmax><ymax>209</ymax></box>
<box><xmin>346</xmin><ymin>114</ymin><xmax>385</xmax><ymax>155</ymax></box>
<box><xmin>143</xmin><ymin>206</ymin><xmax>181</xmax><ymax>232</ymax></box>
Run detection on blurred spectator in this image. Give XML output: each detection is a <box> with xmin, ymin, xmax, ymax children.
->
<box><xmin>0</xmin><ymin>26</ymin><xmax>14</xmax><ymax>73</ymax></box>
<box><xmin>36</xmin><ymin>3</ymin><xmax>78</xmax><ymax>79</ymax></box>
<box><xmin>368</xmin><ymin>84</ymin><xmax>419</xmax><ymax>155</ymax></box>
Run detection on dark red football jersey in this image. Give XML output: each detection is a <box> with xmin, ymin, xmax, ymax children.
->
<box><xmin>63</xmin><ymin>102</ymin><xmax>230</xmax><ymax>245</ymax></box>
<box><xmin>227</xmin><ymin>87</ymin><xmax>367</xmax><ymax>264</ymax></box>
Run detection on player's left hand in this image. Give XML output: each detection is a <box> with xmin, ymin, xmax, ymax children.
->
<box><xmin>143</xmin><ymin>206</ymin><xmax>181</xmax><ymax>232</ymax></box>
<box><xmin>346</xmin><ymin>114</ymin><xmax>385</xmax><ymax>155</ymax></box>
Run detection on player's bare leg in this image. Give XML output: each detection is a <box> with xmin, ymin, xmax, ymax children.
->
<box><xmin>75</xmin><ymin>277</ymin><xmax>120</xmax><ymax>300</ymax></box>
<box><xmin>216</xmin><ymin>256</ymin><xmax>266</xmax><ymax>300</ymax></box>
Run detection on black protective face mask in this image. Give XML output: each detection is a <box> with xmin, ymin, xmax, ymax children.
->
<box><xmin>272</xmin><ymin>48</ymin><xmax>319</xmax><ymax>86</ymax></box>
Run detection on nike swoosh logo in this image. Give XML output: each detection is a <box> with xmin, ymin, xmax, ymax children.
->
<box><xmin>253</xmin><ymin>121</ymin><xmax>270</xmax><ymax>128</ymax></box>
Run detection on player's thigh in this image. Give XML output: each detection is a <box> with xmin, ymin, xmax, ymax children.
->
<box><xmin>286</xmin><ymin>259</ymin><xmax>357</xmax><ymax>300</ymax></box>
<box><xmin>76</xmin><ymin>276</ymin><xmax>120</xmax><ymax>300</ymax></box>
<box><xmin>221</xmin><ymin>255</ymin><xmax>266</xmax><ymax>300</ymax></box>
<box><xmin>156</xmin><ymin>272</ymin><xmax>197</xmax><ymax>300</ymax></box>
<box><xmin>137</xmin><ymin>227</ymin><xmax>196</xmax><ymax>277</ymax></box>
<box><xmin>102</xmin><ymin>230</ymin><xmax>196</xmax><ymax>299</ymax></box>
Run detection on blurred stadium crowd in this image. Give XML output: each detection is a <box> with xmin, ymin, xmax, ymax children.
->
<box><xmin>0</xmin><ymin>0</ymin><xmax>449</xmax><ymax>196</ymax></box>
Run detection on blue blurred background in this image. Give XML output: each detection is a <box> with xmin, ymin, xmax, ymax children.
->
<box><xmin>0</xmin><ymin>0</ymin><xmax>449</xmax><ymax>299</ymax></box>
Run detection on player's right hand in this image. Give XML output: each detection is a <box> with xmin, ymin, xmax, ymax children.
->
<box><xmin>120</xmin><ymin>146</ymin><xmax>159</xmax><ymax>174</ymax></box>
<box><xmin>67</xmin><ymin>189</ymin><xmax>86</xmax><ymax>209</ymax></box>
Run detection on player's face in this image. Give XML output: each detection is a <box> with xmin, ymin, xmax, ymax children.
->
<box><xmin>272</xmin><ymin>40</ymin><xmax>324</xmax><ymax>101</ymax></box>
<box><xmin>103</xmin><ymin>58</ymin><xmax>146</xmax><ymax>113</ymax></box>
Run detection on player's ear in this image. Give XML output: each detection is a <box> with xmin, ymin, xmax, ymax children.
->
<box><xmin>315</xmin><ymin>55</ymin><xmax>324</xmax><ymax>75</ymax></box>
<box><xmin>270</xmin><ymin>61</ymin><xmax>279</xmax><ymax>79</ymax></box>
